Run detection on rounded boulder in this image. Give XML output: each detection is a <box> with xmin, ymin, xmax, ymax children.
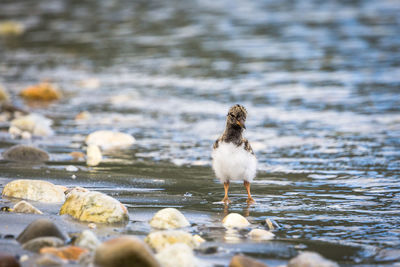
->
<box><xmin>149</xmin><ymin>208</ymin><xmax>190</xmax><ymax>230</ymax></box>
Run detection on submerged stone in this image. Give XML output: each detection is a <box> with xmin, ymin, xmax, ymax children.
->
<box><xmin>149</xmin><ymin>208</ymin><xmax>190</xmax><ymax>229</ymax></box>
<box><xmin>248</xmin><ymin>229</ymin><xmax>275</xmax><ymax>241</ymax></box>
<box><xmin>145</xmin><ymin>230</ymin><xmax>203</xmax><ymax>253</ymax></box>
<box><xmin>10</xmin><ymin>113</ymin><xmax>53</xmax><ymax>137</ymax></box>
<box><xmin>155</xmin><ymin>243</ymin><xmax>201</xmax><ymax>267</ymax></box>
<box><xmin>86</xmin><ymin>144</ymin><xmax>102</xmax><ymax>166</ymax></box>
<box><xmin>287</xmin><ymin>252</ymin><xmax>339</xmax><ymax>267</ymax></box>
<box><xmin>229</xmin><ymin>255</ymin><xmax>268</xmax><ymax>267</ymax></box>
<box><xmin>2</xmin><ymin>145</ymin><xmax>49</xmax><ymax>162</ymax></box>
<box><xmin>94</xmin><ymin>236</ymin><xmax>160</xmax><ymax>267</ymax></box>
<box><xmin>2</xmin><ymin>179</ymin><xmax>65</xmax><ymax>203</ymax></box>
<box><xmin>222</xmin><ymin>213</ymin><xmax>250</xmax><ymax>229</ymax></box>
<box><xmin>85</xmin><ymin>130</ymin><xmax>135</xmax><ymax>150</ymax></box>
<box><xmin>17</xmin><ymin>218</ymin><xmax>67</xmax><ymax>244</ymax></box>
<box><xmin>40</xmin><ymin>246</ymin><xmax>88</xmax><ymax>261</ymax></box>
<box><xmin>12</xmin><ymin>200</ymin><xmax>43</xmax><ymax>214</ymax></box>
<box><xmin>22</xmin><ymin>237</ymin><xmax>64</xmax><ymax>252</ymax></box>
<box><xmin>59</xmin><ymin>188</ymin><xmax>129</xmax><ymax>223</ymax></box>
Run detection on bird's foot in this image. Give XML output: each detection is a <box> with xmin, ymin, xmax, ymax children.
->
<box><xmin>221</xmin><ymin>197</ymin><xmax>231</xmax><ymax>204</ymax></box>
<box><xmin>246</xmin><ymin>197</ymin><xmax>256</xmax><ymax>204</ymax></box>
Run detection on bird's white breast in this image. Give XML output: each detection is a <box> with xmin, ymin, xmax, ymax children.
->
<box><xmin>212</xmin><ymin>142</ymin><xmax>257</xmax><ymax>183</ymax></box>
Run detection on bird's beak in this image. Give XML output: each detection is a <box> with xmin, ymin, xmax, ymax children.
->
<box><xmin>236</xmin><ymin>119</ymin><xmax>246</xmax><ymax>129</ymax></box>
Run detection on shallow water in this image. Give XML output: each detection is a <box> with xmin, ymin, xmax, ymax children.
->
<box><xmin>0</xmin><ymin>0</ymin><xmax>400</xmax><ymax>265</ymax></box>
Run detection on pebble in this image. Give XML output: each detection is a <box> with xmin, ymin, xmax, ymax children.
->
<box><xmin>69</xmin><ymin>151</ymin><xmax>85</xmax><ymax>160</ymax></box>
<box><xmin>74</xmin><ymin>230</ymin><xmax>100</xmax><ymax>251</ymax></box>
<box><xmin>35</xmin><ymin>253</ymin><xmax>65</xmax><ymax>266</ymax></box>
<box><xmin>66</xmin><ymin>165</ymin><xmax>79</xmax><ymax>172</ymax></box>
<box><xmin>149</xmin><ymin>208</ymin><xmax>190</xmax><ymax>230</ymax></box>
<box><xmin>0</xmin><ymin>85</ymin><xmax>10</xmax><ymax>102</ymax></box>
<box><xmin>88</xmin><ymin>223</ymin><xmax>97</xmax><ymax>229</ymax></box>
<box><xmin>12</xmin><ymin>200</ymin><xmax>43</xmax><ymax>214</ymax></box>
<box><xmin>59</xmin><ymin>187</ymin><xmax>129</xmax><ymax>223</ymax></box>
<box><xmin>17</xmin><ymin>218</ymin><xmax>67</xmax><ymax>244</ymax></box>
<box><xmin>2</xmin><ymin>145</ymin><xmax>49</xmax><ymax>162</ymax></box>
<box><xmin>229</xmin><ymin>254</ymin><xmax>268</xmax><ymax>267</ymax></box>
<box><xmin>85</xmin><ymin>130</ymin><xmax>135</xmax><ymax>150</ymax></box>
<box><xmin>19</xmin><ymin>82</ymin><xmax>61</xmax><ymax>101</ymax></box>
<box><xmin>22</xmin><ymin>237</ymin><xmax>64</xmax><ymax>252</ymax></box>
<box><xmin>248</xmin><ymin>229</ymin><xmax>275</xmax><ymax>241</ymax></box>
<box><xmin>265</xmin><ymin>218</ymin><xmax>280</xmax><ymax>230</ymax></box>
<box><xmin>75</xmin><ymin>111</ymin><xmax>92</xmax><ymax>120</ymax></box>
<box><xmin>0</xmin><ymin>252</ymin><xmax>20</xmax><ymax>267</ymax></box>
<box><xmin>155</xmin><ymin>243</ymin><xmax>202</xmax><ymax>267</ymax></box>
<box><xmin>94</xmin><ymin>236</ymin><xmax>160</xmax><ymax>267</ymax></box>
<box><xmin>287</xmin><ymin>252</ymin><xmax>339</xmax><ymax>267</ymax></box>
<box><xmin>10</xmin><ymin>113</ymin><xmax>53</xmax><ymax>137</ymax></box>
<box><xmin>145</xmin><ymin>230</ymin><xmax>203</xmax><ymax>253</ymax></box>
<box><xmin>2</xmin><ymin>179</ymin><xmax>65</xmax><ymax>203</ymax></box>
<box><xmin>86</xmin><ymin>144</ymin><xmax>102</xmax><ymax>166</ymax></box>
<box><xmin>222</xmin><ymin>213</ymin><xmax>250</xmax><ymax>229</ymax></box>
<box><xmin>40</xmin><ymin>246</ymin><xmax>88</xmax><ymax>261</ymax></box>
<box><xmin>0</xmin><ymin>21</ymin><xmax>25</xmax><ymax>36</ymax></box>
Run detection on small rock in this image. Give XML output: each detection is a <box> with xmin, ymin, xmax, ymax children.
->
<box><xmin>0</xmin><ymin>85</ymin><xmax>10</xmax><ymax>102</ymax></box>
<box><xmin>20</xmin><ymin>82</ymin><xmax>61</xmax><ymax>101</ymax></box>
<box><xmin>88</xmin><ymin>223</ymin><xmax>97</xmax><ymax>229</ymax></box>
<box><xmin>75</xmin><ymin>111</ymin><xmax>91</xmax><ymax>120</ymax></box>
<box><xmin>0</xmin><ymin>21</ymin><xmax>25</xmax><ymax>36</ymax></box>
<box><xmin>0</xmin><ymin>252</ymin><xmax>20</xmax><ymax>267</ymax></box>
<box><xmin>2</xmin><ymin>145</ymin><xmax>49</xmax><ymax>162</ymax></box>
<box><xmin>222</xmin><ymin>213</ymin><xmax>250</xmax><ymax>229</ymax></box>
<box><xmin>12</xmin><ymin>200</ymin><xmax>43</xmax><ymax>214</ymax></box>
<box><xmin>248</xmin><ymin>229</ymin><xmax>275</xmax><ymax>241</ymax></box>
<box><xmin>35</xmin><ymin>253</ymin><xmax>65</xmax><ymax>266</ymax></box>
<box><xmin>69</xmin><ymin>151</ymin><xmax>85</xmax><ymax>160</ymax></box>
<box><xmin>59</xmin><ymin>188</ymin><xmax>129</xmax><ymax>223</ymax></box>
<box><xmin>40</xmin><ymin>246</ymin><xmax>88</xmax><ymax>261</ymax></box>
<box><xmin>21</xmin><ymin>131</ymin><xmax>32</xmax><ymax>139</ymax></box>
<box><xmin>149</xmin><ymin>208</ymin><xmax>190</xmax><ymax>230</ymax></box>
<box><xmin>20</xmin><ymin>254</ymin><xmax>29</xmax><ymax>263</ymax></box>
<box><xmin>86</xmin><ymin>130</ymin><xmax>135</xmax><ymax>150</ymax></box>
<box><xmin>155</xmin><ymin>243</ymin><xmax>201</xmax><ymax>267</ymax></box>
<box><xmin>78</xmin><ymin>78</ymin><xmax>100</xmax><ymax>89</ymax></box>
<box><xmin>86</xmin><ymin>144</ymin><xmax>102</xmax><ymax>166</ymax></box>
<box><xmin>193</xmin><ymin>234</ymin><xmax>206</xmax><ymax>244</ymax></box>
<box><xmin>265</xmin><ymin>218</ymin><xmax>280</xmax><ymax>230</ymax></box>
<box><xmin>22</xmin><ymin>237</ymin><xmax>64</xmax><ymax>252</ymax></box>
<box><xmin>71</xmin><ymin>175</ymin><xmax>77</xmax><ymax>179</ymax></box>
<box><xmin>10</xmin><ymin>113</ymin><xmax>53</xmax><ymax>137</ymax></box>
<box><xmin>74</xmin><ymin>230</ymin><xmax>100</xmax><ymax>251</ymax></box>
<box><xmin>94</xmin><ymin>236</ymin><xmax>160</xmax><ymax>267</ymax></box>
<box><xmin>145</xmin><ymin>230</ymin><xmax>202</xmax><ymax>253</ymax></box>
<box><xmin>17</xmin><ymin>218</ymin><xmax>66</xmax><ymax>244</ymax></box>
<box><xmin>66</xmin><ymin>165</ymin><xmax>78</xmax><ymax>172</ymax></box>
<box><xmin>229</xmin><ymin>255</ymin><xmax>268</xmax><ymax>267</ymax></box>
<box><xmin>2</xmin><ymin>179</ymin><xmax>65</xmax><ymax>203</ymax></box>
<box><xmin>287</xmin><ymin>252</ymin><xmax>339</xmax><ymax>267</ymax></box>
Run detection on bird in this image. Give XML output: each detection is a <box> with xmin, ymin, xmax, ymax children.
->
<box><xmin>212</xmin><ymin>104</ymin><xmax>257</xmax><ymax>204</ymax></box>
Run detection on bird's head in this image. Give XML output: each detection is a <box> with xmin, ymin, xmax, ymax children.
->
<box><xmin>227</xmin><ymin>104</ymin><xmax>247</xmax><ymax>129</ymax></box>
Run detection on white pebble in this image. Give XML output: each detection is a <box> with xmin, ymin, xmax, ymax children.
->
<box><xmin>222</xmin><ymin>213</ymin><xmax>250</xmax><ymax>228</ymax></box>
<box><xmin>249</xmin><ymin>229</ymin><xmax>275</xmax><ymax>241</ymax></box>
<box><xmin>86</xmin><ymin>145</ymin><xmax>102</xmax><ymax>166</ymax></box>
<box><xmin>66</xmin><ymin>165</ymin><xmax>79</xmax><ymax>172</ymax></box>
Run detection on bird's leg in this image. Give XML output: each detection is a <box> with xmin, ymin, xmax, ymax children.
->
<box><xmin>244</xmin><ymin>180</ymin><xmax>255</xmax><ymax>204</ymax></box>
<box><xmin>221</xmin><ymin>181</ymin><xmax>231</xmax><ymax>204</ymax></box>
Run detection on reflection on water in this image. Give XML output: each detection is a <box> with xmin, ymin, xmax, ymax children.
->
<box><xmin>1</xmin><ymin>0</ymin><xmax>400</xmax><ymax>265</ymax></box>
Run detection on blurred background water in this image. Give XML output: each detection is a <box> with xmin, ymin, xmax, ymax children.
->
<box><xmin>0</xmin><ymin>0</ymin><xmax>400</xmax><ymax>266</ymax></box>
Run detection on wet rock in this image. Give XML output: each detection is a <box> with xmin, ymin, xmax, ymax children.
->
<box><xmin>20</xmin><ymin>82</ymin><xmax>61</xmax><ymax>101</ymax></box>
<box><xmin>287</xmin><ymin>252</ymin><xmax>339</xmax><ymax>267</ymax></box>
<box><xmin>74</xmin><ymin>230</ymin><xmax>100</xmax><ymax>251</ymax></box>
<box><xmin>0</xmin><ymin>252</ymin><xmax>20</xmax><ymax>267</ymax></box>
<box><xmin>149</xmin><ymin>208</ymin><xmax>190</xmax><ymax>229</ymax></box>
<box><xmin>248</xmin><ymin>229</ymin><xmax>275</xmax><ymax>241</ymax></box>
<box><xmin>2</xmin><ymin>179</ymin><xmax>65</xmax><ymax>203</ymax></box>
<box><xmin>0</xmin><ymin>85</ymin><xmax>10</xmax><ymax>102</ymax></box>
<box><xmin>0</xmin><ymin>21</ymin><xmax>25</xmax><ymax>36</ymax></box>
<box><xmin>2</xmin><ymin>145</ymin><xmax>49</xmax><ymax>162</ymax></box>
<box><xmin>40</xmin><ymin>246</ymin><xmax>88</xmax><ymax>261</ymax></box>
<box><xmin>86</xmin><ymin>144</ymin><xmax>102</xmax><ymax>166</ymax></box>
<box><xmin>229</xmin><ymin>255</ymin><xmax>268</xmax><ymax>267</ymax></box>
<box><xmin>222</xmin><ymin>213</ymin><xmax>250</xmax><ymax>229</ymax></box>
<box><xmin>12</xmin><ymin>200</ymin><xmax>43</xmax><ymax>214</ymax></box>
<box><xmin>17</xmin><ymin>218</ymin><xmax>67</xmax><ymax>244</ymax></box>
<box><xmin>69</xmin><ymin>151</ymin><xmax>85</xmax><ymax>161</ymax></box>
<box><xmin>265</xmin><ymin>218</ymin><xmax>280</xmax><ymax>230</ymax></box>
<box><xmin>22</xmin><ymin>237</ymin><xmax>64</xmax><ymax>252</ymax></box>
<box><xmin>85</xmin><ymin>130</ymin><xmax>135</xmax><ymax>150</ymax></box>
<box><xmin>375</xmin><ymin>248</ymin><xmax>400</xmax><ymax>262</ymax></box>
<box><xmin>66</xmin><ymin>165</ymin><xmax>78</xmax><ymax>172</ymax></box>
<box><xmin>35</xmin><ymin>253</ymin><xmax>65</xmax><ymax>266</ymax></box>
<box><xmin>145</xmin><ymin>230</ymin><xmax>203</xmax><ymax>252</ymax></box>
<box><xmin>59</xmin><ymin>188</ymin><xmax>129</xmax><ymax>223</ymax></box>
<box><xmin>155</xmin><ymin>243</ymin><xmax>201</xmax><ymax>267</ymax></box>
<box><xmin>75</xmin><ymin>111</ymin><xmax>92</xmax><ymax>120</ymax></box>
<box><xmin>94</xmin><ymin>236</ymin><xmax>160</xmax><ymax>267</ymax></box>
<box><xmin>10</xmin><ymin>113</ymin><xmax>53</xmax><ymax>137</ymax></box>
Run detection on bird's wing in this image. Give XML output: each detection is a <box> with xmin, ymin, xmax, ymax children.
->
<box><xmin>213</xmin><ymin>138</ymin><xmax>221</xmax><ymax>149</ymax></box>
<box><xmin>242</xmin><ymin>138</ymin><xmax>255</xmax><ymax>155</ymax></box>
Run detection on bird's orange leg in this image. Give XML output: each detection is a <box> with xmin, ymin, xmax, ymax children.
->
<box><xmin>221</xmin><ymin>181</ymin><xmax>231</xmax><ymax>204</ymax></box>
<box><xmin>244</xmin><ymin>180</ymin><xmax>255</xmax><ymax>204</ymax></box>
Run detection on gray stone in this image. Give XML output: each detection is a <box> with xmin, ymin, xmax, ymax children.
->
<box><xmin>22</xmin><ymin>237</ymin><xmax>64</xmax><ymax>252</ymax></box>
<box><xmin>288</xmin><ymin>252</ymin><xmax>339</xmax><ymax>267</ymax></box>
<box><xmin>2</xmin><ymin>145</ymin><xmax>49</xmax><ymax>162</ymax></box>
<box><xmin>17</xmin><ymin>218</ymin><xmax>66</xmax><ymax>244</ymax></box>
<box><xmin>12</xmin><ymin>200</ymin><xmax>43</xmax><ymax>214</ymax></box>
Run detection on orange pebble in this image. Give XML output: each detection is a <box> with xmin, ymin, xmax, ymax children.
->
<box><xmin>20</xmin><ymin>82</ymin><xmax>61</xmax><ymax>101</ymax></box>
<box><xmin>40</xmin><ymin>246</ymin><xmax>88</xmax><ymax>261</ymax></box>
